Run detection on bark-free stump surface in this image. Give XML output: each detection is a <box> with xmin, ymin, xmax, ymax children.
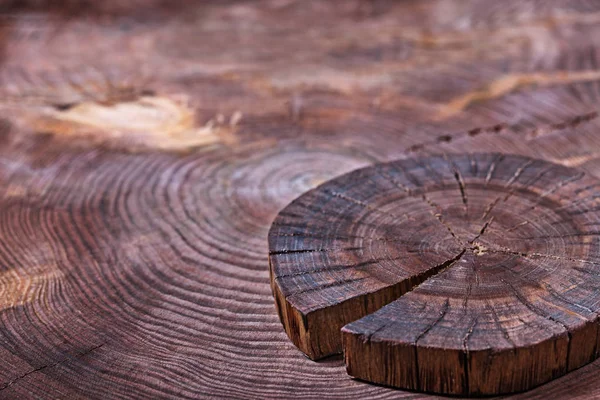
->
<box><xmin>268</xmin><ymin>153</ymin><xmax>600</xmax><ymax>396</ymax></box>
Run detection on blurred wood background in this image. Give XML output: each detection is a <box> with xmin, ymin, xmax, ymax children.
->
<box><xmin>2</xmin><ymin>0</ymin><xmax>600</xmax><ymax>398</ymax></box>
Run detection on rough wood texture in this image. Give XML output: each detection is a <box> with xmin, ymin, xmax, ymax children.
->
<box><xmin>6</xmin><ymin>1</ymin><xmax>600</xmax><ymax>398</ymax></box>
<box><xmin>270</xmin><ymin>152</ymin><xmax>600</xmax><ymax>395</ymax></box>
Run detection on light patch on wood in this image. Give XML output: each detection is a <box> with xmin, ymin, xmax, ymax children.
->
<box><xmin>436</xmin><ymin>70</ymin><xmax>600</xmax><ymax>119</ymax></box>
<box><xmin>33</xmin><ymin>96</ymin><xmax>239</xmax><ymax>150</ymax></box>
<box><xmin>553</xmin><ymin>154</ymin><xmax>598</xmax><ymax>168</ymax></box>
<box><xmin>0</xmin><ymin>268</ymin><xmax>64</xmax><ymax>311</ymax></box>
<box><xmin>230</xmin><ymin>111</ymin><xmax>243</xmax><ymax>127</ymax></box>
<box><xmin>4</xmin><ymin>184</ymin><xmax>27</xmax><ymax>198</ymax></box>
<box><xmin>267</xmin><ymin>67</ymin><xmax>395</xmax><ymax>94</ymax></box>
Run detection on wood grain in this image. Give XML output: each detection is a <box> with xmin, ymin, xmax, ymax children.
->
<box><xmin>4</xmin><ymin>1</ymin><xmax>600</xmax><ymax>399</ymax></box>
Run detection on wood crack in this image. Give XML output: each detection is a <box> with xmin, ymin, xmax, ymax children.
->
<box><xmin>374</xmin><ymin>162</ymin><xmax>466</xmax><ymax>245</ymax></box>
<box><xmin>520</xmin><ymin>172</ymin><xmax>585</xmax><ymax>214</ymax></box>
<box><xmin>470</xmin><ymin>217</ymin><xmax>494</xmax><ymax>245</ymax></box>
<box><xmin>500</xmin><ymin>279</ymin><xmax>570</xmax><ymax>335</ymax></box>
<box><xmin>406</xmin><ymin>112</ymin><xmax>599</xmax><ymax>156</ymax></box>
<box><xmin>481</xmin><ymin>158</ymin><xmax>534</xmax><ymax>220</ymax></box>
<box><xmin>325</xmin><ymin>189</ymin><xmax>412</xmax><ymax>225</ymax></box>
<box><xmin>500</xmin><ymin>278</ymin><xmax>571</xmax><ymax>371</ymax></box>
<box><xmin>462</xmin><ymin>317</ymin><xmax>478</xmax><ymax>394</ymax></box>
<box><xmin>0</xmin><ymin>343</ymin><xmax>105</xmax><ymax>391</ymax></box>
<box><xmin>355</xmin><ymin>250</ymin><xmax>466</xmax><ymax>344</ymax></box>
<box><xmin>499</xmin><ymin>262</ymin><xmax>598</xmax><ymax>324</ymax></box>
<box><xmin>484</xmin><ymin>244</ymin><xmax>600</xmax><ymax>266</ymax></box>
<box><xmin>269</xmin><ymin>247</ymin><xmax>362</xmax><ymax>256</ymax></box>
<box><xmin>414</xmin><ymin>299</ymin><xmax>450</xmax><ymax>345</ymax></box>
<box><xmin>487</xmin><ymin>302</ymin><xmax>517</xmax><ymax>348</ymax></box>
<box><xmin>443</xmin><ymin>153</ymin><xmax>468</xmax><ymax>213</ymax></box>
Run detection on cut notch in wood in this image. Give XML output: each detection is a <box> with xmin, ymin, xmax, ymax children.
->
<box><xmin>268</xmin><ymin>153</ymin><xmax>600</xmax><ymax>396</ymax></box>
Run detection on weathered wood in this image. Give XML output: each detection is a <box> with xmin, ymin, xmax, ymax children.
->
<box><xmin>5</xmin><ymin>1</ymin><xmax>600</xmax><ymax>399</ymax></box>
<box><xmin>270</xmin><ymin>153</ymin><xmax>600</xmax><ymax>395</ymax></box>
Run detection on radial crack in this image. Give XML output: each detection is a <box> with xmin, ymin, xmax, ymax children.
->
<box><xmin>506</xmin><ymin>174</ymin><xmax>588</xmax><ymax>232</ymax></box>
<box><xmin>455</xmin><ymin>171</ymin><xmax>468</xmax><ymax>209</ymax></box>
<box><xmin>484</xmin><ymin>244</ymin><xmax>600</xmax><ymax>266</ymax></box>
<box><xmin>485</xmin><ymin>154</ymin><xmax>504</xmax><ymax>185</ymax></box>
<box><xmin>470</xmin><ymin>217</ymin><xmax>494</xmax><ymax>244</ymax></box>
<box><xmin>487</xmin><ymin>302</ymin><xmax>517</xmax><ymax>348</ymax></box>
<box><xmin>500</xmin><ymin>279</ymin><xmax>570</xmax><ymax>334</ymax></box>
<box><xmin>269</xmin><ymin>247</ymin><xmax>362</xmax><ymax>256</ymax></box>
<box><xmin>374</xmin><ymin>163</ymin><xmax>466</xmax><ymax>246</ymax></box>
<box><xmin>481</xmin><ymin>159</ymin><xmax>534</xmax><ymax>220</ymax></box>
<box><xmin>356</xmin><ymin>249</ymin><xmax>467</xmax><ymax>344</ymax></box>
<box><xmin>415</xmin><ymin>298</ymin><xmax>451</xmax><ymax>344</ymax></box>
<box><xmin>326</xmin><ymin>190</ymin><xmax>412</xmax><ymax>224</ymax></box>
<box><xmin>520</xmin><ymin>172</ymin><xmax>585</xmax><ymax>213</ymax></box>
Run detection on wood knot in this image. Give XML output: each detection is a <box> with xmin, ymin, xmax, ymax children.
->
<box><xmin>31</xmin><ymin>95</ymin><xmax>241</xmax><ymax>150</ymax></box>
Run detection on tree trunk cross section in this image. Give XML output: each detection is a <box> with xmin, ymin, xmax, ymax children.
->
<box><xmin>268</xmin><ymin>153</ymin><xmax>600</xmax><ymax>396</ymax></box>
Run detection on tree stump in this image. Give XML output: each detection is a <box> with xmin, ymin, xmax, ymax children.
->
<box><xmin>269</xmin><ymin>153</ymin><xmax>600</xmax><ymax>396</ymax></box>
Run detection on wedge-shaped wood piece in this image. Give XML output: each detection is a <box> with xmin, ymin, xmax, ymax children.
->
<box><xmin>268</xmin><ymin>153</ymin><xmax>600</xmax><ymax>395</ymax></box>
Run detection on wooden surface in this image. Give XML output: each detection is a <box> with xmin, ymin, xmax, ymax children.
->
<box><xmin>5</xmin><ymin>1</ymin><xmax>600</xmax><ymax>398</ymax></box>
<box><xmin>271</xmin><ymin>153</ymin><xmax>600</xmax><ymax>395</ymax></box>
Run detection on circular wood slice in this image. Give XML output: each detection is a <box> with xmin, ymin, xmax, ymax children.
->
<box><xmin>268</xmin><ymin>152</ymin><xmax>600</xmax><ymax>396</ymax></box>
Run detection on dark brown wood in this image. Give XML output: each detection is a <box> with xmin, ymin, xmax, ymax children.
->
<box><xmin>6</xmin><ymin>1</ymin><xmax>600</xmax><ymax>399</ymax></box>
<box><xmin>270</xmin><ymin>153</ymin><xmax>600</xmax><ymax>395</ymax></box>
